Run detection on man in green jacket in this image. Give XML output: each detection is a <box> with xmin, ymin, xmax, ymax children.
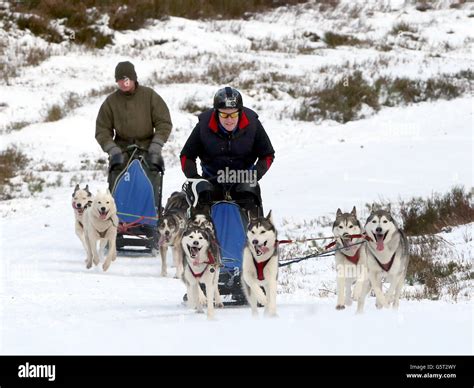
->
<box><xmin>95</xmin><ymin>61</ymin><xmax>172</xmax><ymax>208</ymax></box>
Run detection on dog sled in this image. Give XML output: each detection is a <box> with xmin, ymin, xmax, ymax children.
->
<box><xmin>112</xmin><ymin>145</ymin><xmax>163</xmax><ymax>255</ymax></box>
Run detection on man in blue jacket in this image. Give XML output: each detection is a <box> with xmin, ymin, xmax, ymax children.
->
<box><xmin>180</xmin><ymin>87</ymin><xmax>275</xmax><ymax>217</ymax></box>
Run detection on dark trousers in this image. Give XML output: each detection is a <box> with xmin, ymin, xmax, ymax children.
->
<box><xmin>196</xmin><ymin>182</ymin><xmax>263</xmax><ymax>219</ymax></box>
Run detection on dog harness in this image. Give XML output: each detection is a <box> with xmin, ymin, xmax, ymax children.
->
<box><xmin>369</xmin><ymin>251</ymin><xmax>396</xmax><ymax>272</ymax></box>
<box><xmin>188</xmin><ymin>264</ymin><xmax>208</xmax><ymax>278</ymax></box>
<box><xmin>341</xmin><ymin>247</ymin><xmax>361</xmax><ymax>265</ymax></box>
<box><xmin>97</xmin><ymin>218</ymin><xmax>118</xmax><ymax>239</ymax></box>
<box><xmin>253</xmin><ymin>257</ymin><xmax>272</xmax><ymax>281</ymax></box>
<box><xmin>98</xmin><ymin>226</ymin><xmax>111</xmax><ymax>239</ymax></box>
<box><xmin>188</xmin><ymin>250</ymin><xmax>218</xmax><ymax>278</ymax></box>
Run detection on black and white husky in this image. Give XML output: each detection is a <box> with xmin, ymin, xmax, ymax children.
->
<box><xmin>158</xmin><ymin>192</ymin><xmax>188</xmax><ymax>278</ymax></box>
<box><xmin>331</xmin><ymin>207</ymin><xmax>368</xmax><ymax>312</ymax></box>
<box><xmin>242</xmin><ymin>211</ymin><xmax>279</xmax><ymax>317</ymax></box>
<box><xmin>181</xmin><ymin>225</ymin><xmax>222</xmax><ymax>319</ymax></box>
<box><xmin>359</xmin><ymin>205</ymin><xmax>410</xmax><ymax>310</ymax></box>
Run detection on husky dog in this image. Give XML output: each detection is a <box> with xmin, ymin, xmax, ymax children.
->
<box><xmin>181</xmin><ymin>225</ymin><xmax>222</xmax><ymax>319</ymax></box>
<box><xmin>72</xmin><ymin>184</ymin><xmax>93</xmax><ymax>253</ymax></box>
<box><xmin>188</xmin><ymin>213</ymin><xmax>215</xmax><ymax>233</ymax></box>
<box><xmin>242</xmin><ymin>211</ymin><xmax>279</xmax><ymax>317</ymax></box>
<box><xmin>83</xmin><ymin>189</ymin><xmax>119</xmax><ymax>272</ymax></box>
<box><xmin>332</xmin><ymin>207</ymin><xmax>368</xmax><ymax>312</ymax></box>
<box><xmin>158</xmin><ymin>192</ymin><xmax>188</xmax><ymax>278</ymax></box>
<box><xmin>360</xmin><ymin>205</ymin><xmax>409</xmax><ymax>310</ymax></box>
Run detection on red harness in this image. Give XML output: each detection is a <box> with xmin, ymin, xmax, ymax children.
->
<box><xmin>188</xmin><ymin>251</ymin><xmax>217</xmax><ymax>278</ymax></box>
<box><xmin>253</xmin><ymin>257</ymin><xmax>272</xmax><ymax>281</ymax></box>
<box><xmin>370</xmin><ymin>251</ymin><xmax>397</xmax><ymax>272</ymax></box>
<box><xmin>341</xmin><ymin>247</ymin><xmax>361</xmax><ymax>265</ymax></box>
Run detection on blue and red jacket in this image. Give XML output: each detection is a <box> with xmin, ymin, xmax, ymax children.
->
<box><xmin>180</xmin><ymin>107</ymin><xmax>275</xmax><ymax>181</ymax></box>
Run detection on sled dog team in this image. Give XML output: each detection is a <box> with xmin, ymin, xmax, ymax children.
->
<box><xmin>73</xmin><ymin>185</ymin><xmax>409</xmax><ymax>318</ymax></box>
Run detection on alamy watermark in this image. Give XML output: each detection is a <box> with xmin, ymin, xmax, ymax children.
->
<box><xmin>18</xmin><ymin>362</ymin><xmax>55</xmax><ymax>382</ymax></box>
<box><xmin>217</xmin><ymin>167</ymin><xmax>257</xmax><ymax>187</ymax></box>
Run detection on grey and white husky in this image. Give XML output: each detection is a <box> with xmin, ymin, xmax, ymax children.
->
<box><xmin>71</xmin><ymin>184</ymin><xmax>92</xmax><ymax>254</ymax></box>
<box><xmin>242</xmin><ymin>210</ymin><xmax>279</xmax><ymax>317</ymax></box>
<box><xmin>158</xmin><ymin>192</ymin><xmax>188</xmax><ymax>278</ymax></box>
<box><xmin>359</xmin><ymin>205</ymin><xmax>410</xmax><ymax>310</ymax></box>
<box><xmin>181</xmin><ymin>225</ymin><xmax>222</xmax><ymax>319</ymax></box>
<box><xmin>332</xmin><ymin>207</ymin><xmax>368</xmax><ymax>312</ymax></box>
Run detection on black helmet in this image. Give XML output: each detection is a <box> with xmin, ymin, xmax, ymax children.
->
<box><xmin>213</xmin><ymin>87</ymin><xmax>243</xmax><ymax>110</ymax></box>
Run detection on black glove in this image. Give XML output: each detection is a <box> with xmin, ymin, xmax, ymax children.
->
<box><xmin>148</xmin><ymin>142</ymin><xmax>165</xmax><ymax>172</ymax></box>
<box><xmin>109</xmin><ymin>146</ymin><xmax>124</xmax><ymax>168</ymax></box>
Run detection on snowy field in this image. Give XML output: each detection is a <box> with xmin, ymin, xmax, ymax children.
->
<box><xmin>0</xmin><ymin>0</ymin><xmax>472</xmax><ymax>355</ymax></box>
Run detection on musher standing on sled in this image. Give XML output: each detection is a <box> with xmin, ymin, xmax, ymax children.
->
<box><xmin>180</xmin><ymin>86</ymin><xmax>275</xmax><ymax>217</ymax></box>
<box><xmin>95</xmin><ymin>61</ymin><xmax>172</xmax><ymax>209</ymax></box>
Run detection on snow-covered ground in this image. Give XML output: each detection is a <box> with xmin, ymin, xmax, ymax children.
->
<box><xmin>0</xmin><ymin>0</ymin><xmax>472</xmax><ymax>354</ymax></box>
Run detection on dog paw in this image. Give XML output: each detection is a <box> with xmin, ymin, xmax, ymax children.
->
<box><xmin>265</xmin><ymin>310</ymin><xmax>278</xmax><ymax>318</ymax></box>
<box><xmin>207</xmin><ymin>312</ymin><xmax>216</xmax><ymax>320</ymax></box>
<box><xmin>215</xmin><ymin>302</ymin><xmax>224</xmax><ymax>308</ymax></box>
<box><xmin>102</xmin><ymin>262</ymin><xmax>110</xmax><ymax>272</ymax></box>
<box><xmin>256</xmin><ymin>294</ymin><xmax>267</xmax><ymax>306</ymax></box>
<box><xmin>376</xmin><ymin>301</ymin><xmax>388</xmax><ymax>309</ymax></box>
<box><xmin>86</xmin><ymin>262</ymin><xmax>92</xmax><ymax>269</ymax></box>
<box><xmin>160</xmin><ymin>271</ymin><xmax>167</xmax><ymax>277</ymax></box>
<box><xmin>93</xmin><ymin>257</ymin><xmax>99</xmax><ymax>266</ymax></box>
<box><xmin>345</xmin><ymin>299</ymin><xmax>353</xmax><ymax>307</ymax></box>
<box><xmin>196</xmin><ymin>308</ymin><xmax>204</xmax><ymax>314</ymax></box>
<box><xmin>336</xmin><ymin>305</ymin><xmax>345</xmax><ymax>310</ymax></box>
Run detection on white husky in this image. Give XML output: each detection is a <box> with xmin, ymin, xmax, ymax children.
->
<box><xmin>359</xmin><ymin>205</ymin><xmax>410</xmax><ymax>310</ymax></box>
<box><xmin>242</xmin><ymin>211</ymin><xmax>278</xmax><ymax>317</ymax></box>
<box><xmin>181</xmin><ymin>225</ymin><xmax>222</xmax><ymax>319</ymax></box>
<box><xmin>72</xmin><ymin>184</ymin><xmax>92</xmax><ymax>253</ymax></box>
<box><xmin>331</xmin><ymin>207</ymin><xmax>368</xmax><ymax>313</ymax></box>
<box><xmin>83</xmin><ymin>189</ymin><xmax>118</xmax><ymax>272</ymax></box>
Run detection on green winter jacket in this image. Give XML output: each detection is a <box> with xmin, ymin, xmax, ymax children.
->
<box><xmin>95</xmin><ymin>84</ymin><xmax>172</xmax><ymax>153</ymax></box>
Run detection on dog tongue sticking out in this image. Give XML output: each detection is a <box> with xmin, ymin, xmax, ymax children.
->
<box><xmin>158</xmin><ymin>235</ymin><xmax>167</xmax><ymax>247</ymax></box>
<box><xmin>376</xmin><ymin>234</ymin><xmax>384</xmax><ymax>251</ymax></box>
<box><xmin>255</xmin><ymin>245</ymin><xmax>270</xmax><ymax>256</ymax></box>
<box><xmin>99</xmin><ymin>210</ymin><xmax>108</xmax><ymax>220</ymax></box>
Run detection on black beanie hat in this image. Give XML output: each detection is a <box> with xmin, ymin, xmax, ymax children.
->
<box><xmin>115</xmin><ymin>61</ymin><xmax>137</xmax><ymax>82</ymax></box>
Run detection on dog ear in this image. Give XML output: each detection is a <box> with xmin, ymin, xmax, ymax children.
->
<box><xmin>336</xmin><ymin>208</ymin><xmax>342</xmax><ymax>217</ymax></box>
<box><xmin>371</xmin><ymin>203</ymin><xmax>377</xmax><ymax>212</ymax></box>
<box><xmin>266</xmin><ymin>210</ymin><xmax>273</xmax><ymax>224</ymax></box>
<box><xmin>247</xmin><ymin>210</ymin><xmax>255</xmax><ymax>222</ymax></box>
<box><xmin>351</xmin><ymin>206</ymin><xmax>357</xmax><ymax>217</ymax></box>
<box><xmin>106</xmin><ymin>188</ymin><xmax>111</xmax><ymax>196</ymax></box>
<box><xmin>73</xmin><ymin>184</ymin><xmax>79</xmax><ymax>196</ymax></box>
<box><xmin>386</xmin><ymin>203</ymin><xmax>392</xmax><ymax>213</ymax></box>
<box><xmin>85</xmin><ymin>184</ymin><xmax>92</xmax><ymax>197</ymax></box>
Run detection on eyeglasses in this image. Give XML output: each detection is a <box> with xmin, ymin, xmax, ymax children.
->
<box><xmin>217</xmin><ymin>111</ymin><xmax>240</xmax><ymax>119</ymax></box>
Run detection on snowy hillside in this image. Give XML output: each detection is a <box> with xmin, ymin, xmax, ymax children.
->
<box><xmin>0</xmin><ymin>0</ymin><xmax>472</xmax><ymax>355</ymax></box>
